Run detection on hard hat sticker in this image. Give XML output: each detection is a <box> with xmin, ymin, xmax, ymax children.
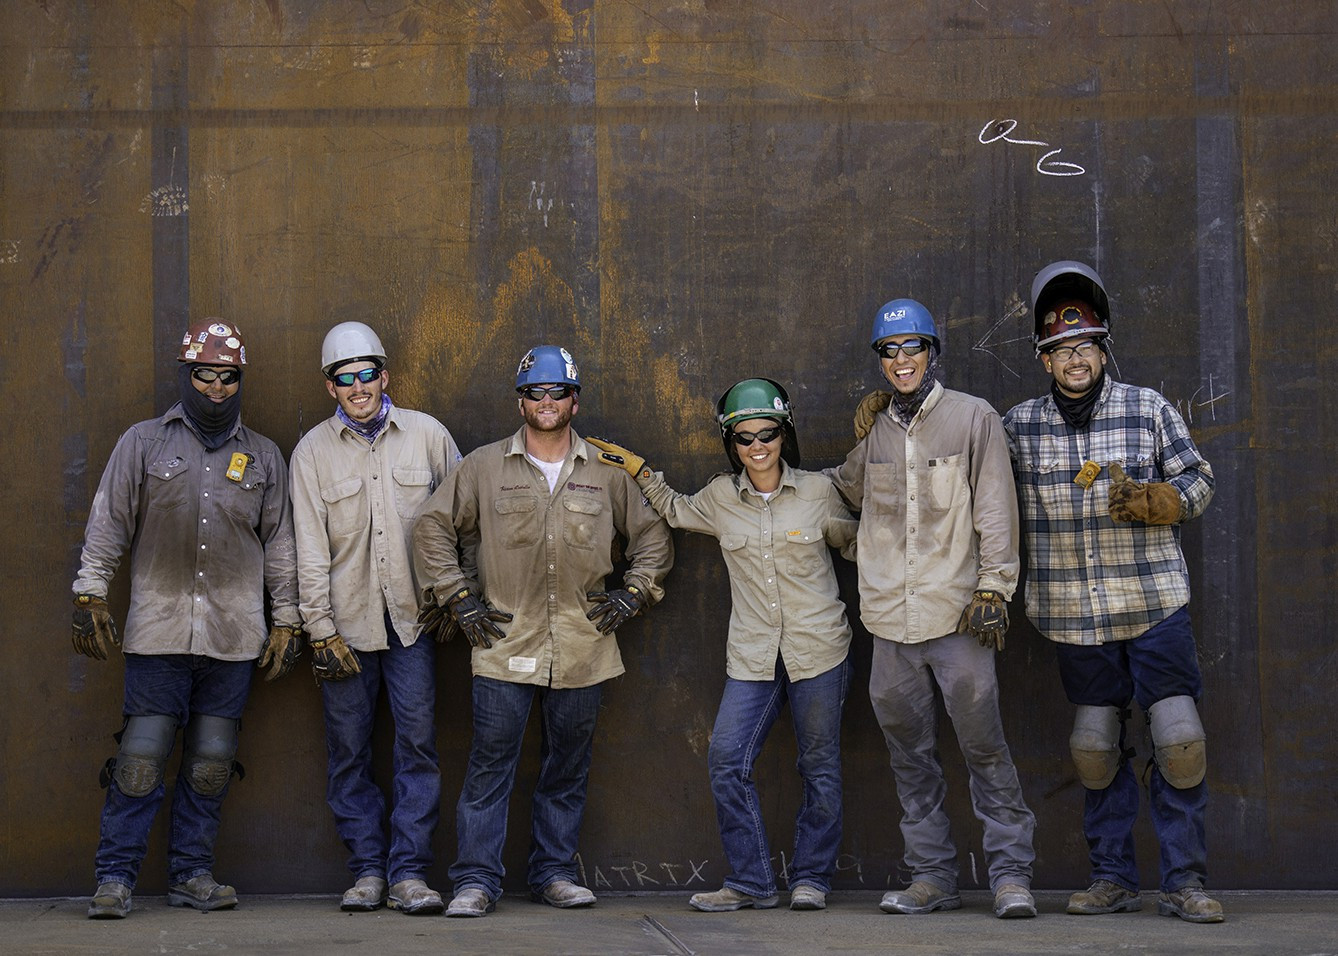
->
<box><xmin>224</xmin><ymin>336</ymin><xmax>240</xmax><ymax>349</ymax></box>
<box><xmin>208</xmin><ymin>322</ymin><xmax>232</xmax><ymax>337</ymax></box>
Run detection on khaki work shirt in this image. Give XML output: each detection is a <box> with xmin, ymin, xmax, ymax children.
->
<box><xmin>413</xmin><ymin>427</ymin><xmax>673</xmax><ymax>689</ymax></box>
<box><xmin>827</xmin><ymin>383</ymin><xmax>1019</xmax><ymax>644</ymax></box>
<box><xmin>72</xmin><ymin>405</ymin><xmax>299</xmax><ymax>660</ymax></box>
<box><xmin>638</xmin><ymin>464</ymin><xmax>856</xmax><ymax>682</ymax></box>
<box><xmin>291</xmin><ymin>405</ymin><xmax>461</xmax><ymax>650</ymax></box>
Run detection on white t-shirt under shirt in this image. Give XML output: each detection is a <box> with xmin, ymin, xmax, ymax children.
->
<box><xmin>527</xmin><ymin>453</ymin><xmax>563</xmax><ymax>494</ymax></box>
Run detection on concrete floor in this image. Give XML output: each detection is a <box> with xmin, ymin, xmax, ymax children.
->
<box><xmin>3</xmin><ymin>891</ymin><xmax>1337</xmax><ymax>956</ymax></box>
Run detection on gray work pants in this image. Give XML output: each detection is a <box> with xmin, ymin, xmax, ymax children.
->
<box><xmin>869</xmin><ymin>633</ymin><xmax>1036</xmax><ymax>892</ymax></box>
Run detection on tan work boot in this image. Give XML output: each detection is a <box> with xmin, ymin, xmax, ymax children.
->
<box><xmin>88</xmin><ymin>881</ymin><xmax>132</xmax><ymax>919</ymax></box>
<box><xmin>388</xmin><ymin>879</ymin><xmax>444</xmax><ymax>915</ymax></box>
<box><xmin>534</xmin><ymin>880</ymin><xmax>596</xmax><ymax>908</ymax></box>
<box><xmin>789</xmin><ymin>885</ymin><xmax>827</xmax><ymax>910</ymax></box>
<box><xmin>1067</xmin><ymin>879</ymin><xmax>1142</xmax><ymax>915</ymax></box>
<box><xmin>1157</xmin><ymin>886</ymin><xmax>1224</xmax><ymax>923</ymax></box>
<box><xmin>994</xmin><ymin>882</ymin><xmax>1037</xmax><ymax>919</ymax></box>
<box><xmin>167</xmin><ymin>874</ymin><xmax>237</xmax><ymax>911</ymax></box>
<box><xmin>689</xmin><ymin>886</ymin><xmax>779</xmax><ymax>912</ymax></box>
<box><xmin>340</xmin><ymin>875</ymin><xmax>388</xmax><ymax>911</ymax></box>
<box><xmin>879</xmin><ymin>880</ymin><xmax>961</xmax><ymax>914</ymax></box>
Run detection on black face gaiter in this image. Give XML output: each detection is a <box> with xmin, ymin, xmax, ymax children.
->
<box><xmin>1050</xmin><ymin>366</ymin><xmax>1105</xmax><ymax>429</ymax></box>
<box><xmin>178</xmin><ymin>364</ymin><xmax>242</xmax><ymax>450</ymax></box>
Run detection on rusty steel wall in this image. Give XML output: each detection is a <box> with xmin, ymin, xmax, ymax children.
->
<box><xmin>1</xmin><ymin>1</ymin><xmax>1334</xmax><ymax>896</ymax></box>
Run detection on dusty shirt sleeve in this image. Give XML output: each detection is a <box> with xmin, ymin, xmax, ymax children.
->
<box><xmin>72</xmin><ymin>426</ymin><xmax>146</xmax><ymax>597</ymax></box>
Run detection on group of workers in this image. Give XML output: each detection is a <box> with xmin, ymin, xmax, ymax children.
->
<box><xmin>69</xmin><ymin>259</ymin><xmax>1222</xmax><ymax>926</ymax></box>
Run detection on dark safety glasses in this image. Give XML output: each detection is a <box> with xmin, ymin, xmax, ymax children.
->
<box><xmin>875</xmin><ymin>338</ymin><xmax>931</xmax><ymax>359</ymax></box>
<box><xmin>331</xmin><ymin>367</ymin><xmax>382</xmax><ymax>387</ymax></box>
<box><xmin>520</xmin><ymin>385</ymin><xmax>576</xmax><ymax>401</ymax></box>
<box><xmin>191</xmin><ymin>367</ymin><xmax>241</xmax><ymax>385</ymax></box>
<box><xmin>731</xmin><ymin>425</ymin><xmax>783</xmax><ymax>446</ymax></box>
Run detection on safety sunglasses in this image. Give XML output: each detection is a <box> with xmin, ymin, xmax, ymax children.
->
<box><xmin>520</xmin><ymin>385</ymin><xmax>576</xmax><ymax>401</ymax></box>
<box><xmin>731</xmin><ymin>425</ymin><xmax>783</xmax><ymax>446</ymax></box>
<box><xmin>875</xmin><ymin>338</ymin><xmax>931</xmax><ymax>359</ymax></box>
<box><xmin>191</xmin><ymin>367</ymin><xmax>241</xmax><ymax>385</ymax></box>
<box><xmin>331</xmin><ymin>367</ymin><xmax>382</xmax><ymax>387</ymax></box>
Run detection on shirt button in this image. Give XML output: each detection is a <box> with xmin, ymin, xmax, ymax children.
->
<box><xmin>205</xmin><ymin>466</ymin><xmax>211</xmax><ymax>471</ymax></box>
<box><xmin>548</xmin><ymin>534</ymin><xmax>554</xmax><ymax>540</ymax></box>
<box><xmin>203</xmin><ymin>492</ymin><xmax>209</xmax><ymax>498</ymax></box>
<box><xmin>201</xmin><ymin>518</ymin><xmax>207</xmax><ymax>524</ymax></box>
<box><xmin>373</xmin><ymin>474</ymin><xmax>379</xmax><ymax>480</ymax></box>
<box><xmin>198</xmin><ymin>572</ymin><xmax>203</xmax><ymax>577</ymax></box>
<box><xmin>909</xmin><ymin>494</ymin><xmax>916</xmax><ymax>501</ymax></box>
<box><xmin>200</xmin><ymin>544</ymin><xmax>206</xmax><ymax>550</ymax></box>
<box><xmin>549</xmin><ymin>564</ymin><xmax>555</xmax><ymax>570</ymax></box>
<box><xmin>549</xmin><ymin>594</ymin><xmax>556</xmax><ymax>600</ymax></box>
<box><xmin>771</xmin><ymin>602</ymin><xmax>777</xmax><ymax>608</ymax></box>
<box><xmin>767</xmin><ymin>578</ymin><xmax>773</xmax><ymax>584</ymax></box>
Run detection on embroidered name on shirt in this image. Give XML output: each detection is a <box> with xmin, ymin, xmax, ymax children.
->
<box><xmin>500</xmin><ymin>484</ymin><xmax>531</xmax><ymax>491</ymax></box>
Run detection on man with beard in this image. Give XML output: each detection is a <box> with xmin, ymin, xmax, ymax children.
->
<box><xmin>290</xmin><ymin>321</ymin><xmax>462</xmax><ymax>914</ymax></box>
<box><xmin>72</xmin><ymin>319</ymin><xmax>302</xmax><ymax>918</ymax></box>
<box><xmin>1002</xmin><ymin>261</ymin><xmax>1221</xmax><ymax>923</ymax></box>
<box><xmin>412</xmin><ymin>345</ymin><xmax>673</xmax><ymax>918</ymax></box>
<box><xmin>836</xmin><ymin>299</ymin><xmax>1037</xmax><ymax>919</ymax></box>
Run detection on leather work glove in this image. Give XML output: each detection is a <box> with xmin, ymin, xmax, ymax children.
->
<box><xmin>957</xmin><ymin>590</ymin><xmax>1009</xmax><ymax>651</ymax></box>
<box><xmin>258</xmin><ymin>624</ymin><xmax>304</xmax><ymax>681</ymax></box>
<box><xmin>447</xmin><ymin>588</ymin><xmax>513</xmax><ymax>649</ymax></box>
<box><xmin>585</xmin><ymin>586</ymin><xmax>646</xmax><ymax>635</ymax></box>
<box><xmin>310</xmin><ymin>634</ymin><xmax>361</xmax><ymax>682</ymax></box>
<box><xmin>853</xmin><ymin>390</ymin><xmax>893</xmax><ymax>441</ymax></box>
<box><xmin>585</xmin><ymin>436</ymin><xmax>651</xmax><ymax>481</ymax></box>
<box><xmin>72</xmin><ymin>594</ymin><xmax>121</xmax><ymax>660</ymax></box>
<box><xmin>417</xmin><ymin>589</ymin><xmax>462</xmax><ymax>644</ymax></box>
<box><xmin>1107</xmin><ymin>462</ymin><xmax>1182</xmax><ymax>525</ymax></box>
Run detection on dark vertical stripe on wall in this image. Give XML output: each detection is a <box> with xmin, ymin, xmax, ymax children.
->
<box><xmin>152</xmin><ymin>34</ymin><xmax>189</xmax><ymax>414</ymax></box>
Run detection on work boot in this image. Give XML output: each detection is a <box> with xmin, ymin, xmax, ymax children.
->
<box><xmin>1157</xmin><ymin>886</ymin><xmax>1224</xmax><ymax>924</ymax></box>
<box><xmin>789</xmin><ymin>885</ymin><xmax>827</xmax><ymax>910</ymax></box>
<box><xmin>388</xmin><ymin>879</ymin><xmax>444</xmax><ymax>915</ymax></box>
<box><xmin>340</xmin><ymin>875</ymin><xmax>388</xmax><ymax>911</ymax></box>
<box><xmin>689</xmin><ymin>886</ymin><xmax>780</xmax><ymax>912</ymax></box>
<box><xmin>993</xmin><ymin>882</ymin><xmax>1037</xmax><ymax>919</ymax></box>
<box><xmin>446</xmin><ymin>886</ymin><xmax>494</xmax><ymax>918</ymax></box>
<box><xmin>87</xmin><ymin>881</ymin><xmax>132</xmax><ymax>919</ymax></box>
<box><xmin>1067</xmin><ymin>879</ymin><xmax>1142</xmax><ymax>915</ymax></box>
<box><xmin>879</xmin><ymin>880</ymin><xmax>961</xmax><ymax>914</ymax></box>
<box><xmin>167</xmin><ymin>874</ymin><xmax>238</xmax><ymax>911</ymax></box>
<box><xmin>533</xmin><ymin>880</ymin><xmax>596</xmax><ymax>908</ymax></box>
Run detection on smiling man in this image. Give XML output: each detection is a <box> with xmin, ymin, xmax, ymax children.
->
<box><xmin>1003</xmin><ymin>261</ymin><xmax>1220</xmax><ymax>923</ymax></box>
<box><xmin>72</xmin><ymin>319</ymin><xmax>301</xmax><ymax>919</ymax></box>
<box><xmin>832</xmin><ymin>298</ymin><xmax>1037</xmax><ymax>920</ymax></box>
<box><xmin>290</xmin><ymin>321</ymin><xmax>462</xmax><ymax>915</ymax></box>
<box><xmin>412</xmin><ymin>345</ymin><xmax>672</xmax><ymax>918</ymax></box>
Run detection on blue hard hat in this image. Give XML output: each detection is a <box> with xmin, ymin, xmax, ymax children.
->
<box><xmin>870</xmin><ymin>298</ymin><xmax>940</xmax><ymax>350</ymax></box>
<box><xmin>515</xmin><ymin>345</ymin><xmax>581</xmax><ymax>392</ymax></box>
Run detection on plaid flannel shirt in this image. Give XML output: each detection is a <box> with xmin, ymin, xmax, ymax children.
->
<box><xmin>1002</xmin><ymin>377</ymin><xmax>1214</xmax><ymax>645</ymax></box>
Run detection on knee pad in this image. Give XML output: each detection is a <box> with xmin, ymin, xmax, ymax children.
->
<box><xmin>1069</xmin><ymin>705</ymin><xmax>1123</xmax><ymax>790</ymax></box>
<box><xmin>182</xmin><ymin>715</ymin><xmax>240</xmax><ymax>797</ymax></box>
<box><xmin>1148</xmin><ymin>695</ymin><xmax>1206</xmax><ymax>789</ymax></box>
<box><xmin>111</xmin><ymin>714</ymin><xmax>178</xmax><ymax>797</ymax></box>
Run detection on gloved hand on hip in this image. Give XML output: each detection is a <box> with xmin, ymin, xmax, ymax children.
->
<box><xmin>447</xmin><ymin>588</ymin><xmax>513</xmax><ymax>649</ymax></box>
<box><xmin>585</xmin><ymin>586</ymin><xmax>646</xmax><ymax>635</ymax></box>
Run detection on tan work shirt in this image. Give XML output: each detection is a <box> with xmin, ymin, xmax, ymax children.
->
<box><xmin>413</xmin><ymin>427</ymin><xmax>673</xmax><ymax>689</ymax></box>
<box><xmin>72</xmin><ymin>405</ymin><xmax>299</xmax><ymax>660</ymax></box>
<box><xmin>290</xmin><ymin>405</ymin><xmax>461</xmax><ymax>650</ymax></box>
<box><xmin>638</xmin><ymin>464</ymin><xmax>856</xmax><ymax>681</ymax></box>
<box><xmin>827</xmin><ymin>383</ymin><xmax>1019</xmax><ymax>644</ymax></box>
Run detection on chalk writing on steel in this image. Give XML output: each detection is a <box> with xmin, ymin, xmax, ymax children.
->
<box><xmin>529</xmin><ymin>180</ymin><xmax>554</xmax><ymax>228</ymax></box>
<box><xmin>0</xmin><ymin>239</ymin><xmax>18</xmax><ymax>264</ymax></box>
<box><xmin>979</xmin><ymin>119</ymin><xmax>1086</xmax><ymax>177</ymax></box>
<box><xmin>970</xmin><ymin>296</ymin><xmax>1032</xmax><ymax>378</ymax></box>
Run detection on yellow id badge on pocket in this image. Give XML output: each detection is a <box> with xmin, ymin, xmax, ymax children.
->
<box><xmin>226</xmin><ymin>452</ymin><xmax>249</xmax><ymax>483</ymax></box>
<box><xmin>1074</xmin><ymin>460</ymin><xmax>1101</xmax><ymax>489</ymax></box>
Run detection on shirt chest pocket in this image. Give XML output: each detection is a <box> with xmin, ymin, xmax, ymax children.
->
<box><xmin>219</xmin><ymin>459</ymin><xmax>265</xmax><ymax>525</ymax></box>
<box><xmin>321</xmin><ymin>476</ymin><xmax>365</xmax><ymax>537</ymax></box>
<box><xmin>146</xmin><ymin>457</ymin><xmax>191</xmax><ymax>513</ymax></box>
<box><xmin>392</xmin><ymin>467</ymin><xmax>433</xmax><ymax>522</ymax></box>
<box><xmin>781</xmin><ymin>527</ymin><xmax>826</xmax><ymax>578</ymax></box>
<box><xmin>495</xmin><ymin>494</ymin><xmax>541</xmax><ymax>549</ymax></box>
<box><xmin>562</xmin><ymin>495</ymin><xmax>606</xmax><ymax>551</ymax></box>
<box><xmin>864</xmin><ymin>462</ymin><xmax>903</xmax><ymax>515</ymax></box>
<box><xmin>927</xmin><ymin>454</ymin><xmax>966</xmax><ymax>509</ymax></box>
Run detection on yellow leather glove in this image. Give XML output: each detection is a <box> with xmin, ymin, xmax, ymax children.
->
<box><xmin>585</xmin><ymin>436</ymin><xmax>650</xmax><ymax>480</ymax></box>
<box><xmin>1108</xmin><ymin>463</ymin><xmax>1182</xmax><ymax>524</ymax></box>
<box><xmin>310</xmin><ymin>634</ymin><xmax>361</xmax><ymax>681</ymax></box>
<box><xmin>258</xmin><ymin>624</ymin><xmax>305</xmax><ymax>681</ymax></box>
<box><xmin>854</xmin><ymin>390</ymin><xmax>893</xmax><ymax>441</ymax></box>
<box><xmin>72</xmin><ymin>594</ymin><xmax>120</xmax><ymax>660</ymax></box>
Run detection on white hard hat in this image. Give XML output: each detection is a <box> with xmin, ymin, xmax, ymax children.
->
<box><xmin>321</xmin><ymin>322</ymin><xmax>387</xmax><ymax>377</ymax></box>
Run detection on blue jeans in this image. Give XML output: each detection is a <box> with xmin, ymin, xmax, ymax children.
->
<box><xmin>1056</xmin><ymin>606</ymin><xmax>1208</xmax><ymax>892</ymax></box>
<box><xmin>94</xmin><ymin>654</ymin><xmax>253</xmax><ymax>887</ymax></box>
<box><xmin>869</xmin><ymin>635</ymin><xmax>1036</xmax><ymax>893</ymax></box>
<box><xmin>320</xmin><ymin>621</ymin><xmax>440</xmax><ymax>885</ymax></box>
<box><xmin>709</xmin><ymin>656</ymin><xmax>850</xmax><ymax>897</ymax></box>
<box><xmin>450</xmin><ymin>677</ymin><xmax>602</xmax><ymax>900</ymax></box>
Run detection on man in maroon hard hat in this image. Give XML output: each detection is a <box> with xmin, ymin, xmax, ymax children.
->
<box><xmin>1003</xmin><ymin>261</ymin><xmax>1222</xmax><ymax>923</ymax></box>
<box><xmin>71</xmin><ymin>319</ymin><xmax>301</xmax><ymax>919</ymax></box>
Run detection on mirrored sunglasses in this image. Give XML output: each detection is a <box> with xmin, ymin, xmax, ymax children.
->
<box><xmin>331</xmin><ymin>367</ymin><xmax>381</xmax><ymax>387</ymax></box>
<box><xmin>876</xmin><ymin>338</ymin><xmax>931</xmax><ymax>359</ymax></box>
<box><xmin>191</xmin><ymin>367</ymin><xmax>240</xmax><ymax>385</ymax></box>
<box><xmin>731</xmin><ymin>425</ymin><xmax>783</xmax><ymax>446</ymax></box>
<box><xmin>520</xmin><ymin>385</ymin><xmax>576</xmax><ymax>401</ymax></box>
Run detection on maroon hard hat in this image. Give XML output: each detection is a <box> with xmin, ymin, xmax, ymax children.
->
<box><xmin>178</xmin><ymin>318</ymin><xmax>247</xmax><ymax>366</ymax></box>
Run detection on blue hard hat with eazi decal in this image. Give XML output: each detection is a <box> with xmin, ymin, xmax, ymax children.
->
<box><xmin>870</xmin><ymin>298</ymin><xmax>940</xmax><ymax>350</ymax></box>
